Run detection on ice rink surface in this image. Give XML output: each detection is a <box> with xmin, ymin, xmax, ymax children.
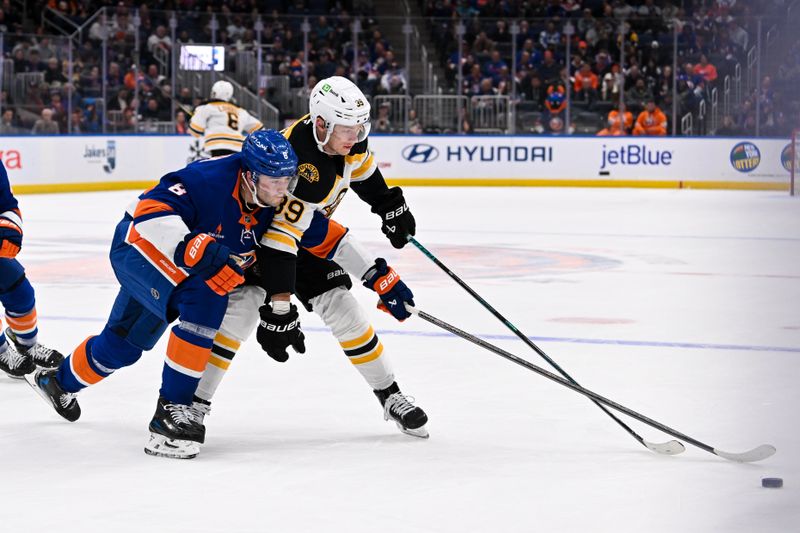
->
<box><xmin>1</xmin><ymin>186</ymin><xmax>798</xmax><ymax>533</ymax></box>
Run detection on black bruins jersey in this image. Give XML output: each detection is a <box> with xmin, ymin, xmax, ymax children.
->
<box><xmin>257</xmin><ymin>114</ymin><xmax>390</xmax><ymax>295</ymax></box>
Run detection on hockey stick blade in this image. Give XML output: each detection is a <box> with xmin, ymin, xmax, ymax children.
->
<box><xmin>407</xmin><ymin>305</ymin><xmax>775</xmax><ymax>463</ymax></box>
<box><xmin>713</xmin><ymin>445</ymin><xmax>776</xmax><ymax>463</ymax></box>
<box><xmin>645</xmin><ymin>440</ymin><xmax>685</xmax><ymax>455</ymax></box>
<box><xmin>408</xmin><ymin>238</ymin><xmax>685</xmax><ymax>456</ymax></box>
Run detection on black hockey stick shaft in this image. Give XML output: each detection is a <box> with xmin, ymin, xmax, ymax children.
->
<box><xmin>410</xmin><ymin>306</ymin><xmax>774</xmax><ymax>462</ymax></box>
<box><xmin>409</xmin><ymin>237</ymin><xmax>674</xmax><ymax>452</ymax></box>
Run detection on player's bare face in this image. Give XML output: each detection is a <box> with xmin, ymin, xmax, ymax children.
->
<box><xmin>255</xmin><ymin>174</ymin><xmax>291</xmax><ymax>207</ymax></box>
<box><xmin>324</xmin><ymin>124</ymin><xmax>363</xmax><ymax>156</ymax></box>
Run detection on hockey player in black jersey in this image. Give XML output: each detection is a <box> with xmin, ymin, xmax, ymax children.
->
<box><xmin>195</xmin><ymin>76</ymin><xmax>427</xmax><ymax>438</ymax></box>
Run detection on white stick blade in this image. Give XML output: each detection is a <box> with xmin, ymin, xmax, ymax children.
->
<box><xmin>645</xmin><ymin>439</ymin><xmax>686</xmax><ymax>455</ymax></box>
<box><xmin>713</xmin><ymin>444</ymin><xmax>776</xmax><ymax>463</ymax></box>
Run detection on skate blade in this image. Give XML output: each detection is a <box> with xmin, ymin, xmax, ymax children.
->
<box><xmin>23</xmin><ymin>371</ymin><xmax>53</xmax><ymax>404</ymax></box>
<box><xmin>4</xmin><ymin>373</ymin><xmax>27</xmax><ymax>380</ymax></box>
<box><xmin>397</xmin><ymin>422</ymin><xmax>429</xmax><ymax>439</ymax></box>
<box><xmin>144</xmin><ymin>433</ymin><xmax>200</xmax><ymax>460</ymax></box>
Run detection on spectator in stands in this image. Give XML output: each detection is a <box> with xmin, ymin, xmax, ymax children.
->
<box><xmin>32</xmin><ymin>108</ymin><xmax>59</xmax><ymax>134</ymax></box>
<box><xmin>626</xmin><ymin>78</ymin><xmax>653</xmax><ymax>114</ymax></box>
<box><xmin>44</xmin><ymin>57</ymin><xmax>68</xmax><ymax>86</ymax></box>
<box><xmin>601</xmin><ymin>63</ymin><xmax>622</xmax><ymax>101</ymax></box>
<box><xmin>0</xmin><ymin>109</ymin><xmax>20</xmax><ymax>134</ymax></box>
<box><xmin>539</xmin><ymin>20</ymin><xmax>561</xmax><ymax>50</ymax></box>
<box><xmin>539</xmin><ymin>50</ymin><xmax>561</xmax><ymax>85</ymax></box>
<box><xmin>107</xmin><ymin>62</ymin><xmax>124</xmax><ymax>91</ymax></box>
<box><xmin>12</xmin><ymin>48</ymin><xmax>32</xmax><ymax>73</ymax></box>
<box><xmin>374</xmin><ymin>103</ymin><xmax>392</xmax><ymax>133</ymax></box>
<box><xmin>147</xmin><ymin>26</ymin><xmax>172</xmax><ymax>55</ymax></box>
<box><xmin>70</xmin><ymin>108</ymin><xmax>85</xmax><ymax>134</ymax></box>
<box><xmin>693</xmin><ymin>54</ymin><xmax>718</xmax><ymax>83</ymax></box>
<box><xmin>716</xmin><ymin>114</ymin><xmax>741</xmax><ymax>136</ymax></box>
<box><xmin>574</xmin><ymin>62</ymin><xmax>599</xmax><ymax>109</ymax></box>
<box><xmin>633</xmin><ymin>99</ymin><xmax>668</xmax><ymax>136</ymax></box>
<box><xmin>174</xmin><ymin>110</ymin><xmax>189</xmax><ymax>135</ymax></box>
<box><xmin>607</xmin><ymin>100</ymin><xmax>634</xmax><ymax>133</ymax></box>
<box><xmin>408</xmin><ymin>109</ymin><xmax>423</xmax><ymax>135</ymax></box>
<box><xmin>521</xmin><ymin>74</ymin><xmax>546</xmax><ymax>110</ymax></box>
<box><xmin>28</xmin><ymin>50</ymin><xmax>47</xmax><ymax>72</ymax></box>
<box><xmin>140</xmin><ymin>97</ymin><xmax>165</xmax><ymax>122</ymax></box>
<box><xmin>83</xmin><ymin>102</ymin><xmax>101</xmax><ymax>133</ymax></box>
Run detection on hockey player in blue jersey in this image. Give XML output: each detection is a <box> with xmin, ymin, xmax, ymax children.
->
<box><xmin>0</xmin><ymin>161</ymin><xmax>64</xmax><ymax>378</ymax></box>
<box><xmin>26</xmin><ymin>130</ymin><xmax>299</xmax><ymax>459</ymax></box>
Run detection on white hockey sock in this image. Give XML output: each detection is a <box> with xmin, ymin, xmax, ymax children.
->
<box><xmin>195</xmin><ymin>332</ymin><xmax>240</xmax><ymax>402</ymax></box>
<box><xmin>311</xmin><ymin>288</ymin><xmax>395</xmax><ymax>391</ymax></box>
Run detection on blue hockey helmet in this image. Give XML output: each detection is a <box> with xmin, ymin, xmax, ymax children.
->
<box><xmin>241</xmin><ymin>129</ymin><xmax>298</xmax><ymax>178</ymax></box>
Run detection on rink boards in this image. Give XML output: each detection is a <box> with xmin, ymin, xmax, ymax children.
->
<box><xmin>0</xmin><ymin>134</ymin><xmax>795</xmax><ymax>193</ymax></box>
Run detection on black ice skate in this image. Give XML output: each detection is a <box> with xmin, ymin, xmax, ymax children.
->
<box><xmin>6</xmin><ymin>328</ymin><xmax>65</xmax><ymax>369</ymax></box>
<box><xmin>0</xmin><ymin>343</ymin><xmax>35</xmax><ymax>378</ymax></box>
<box><xmin>25</xmin><ymin>368</ymin><xmax>81</xmax><ymax>422</ymax></box>
<box><xmin>374</xmin><ymin>382</ymin><xmax>429</xmax><ymax>439</ymax></box>
<box><xmin>144</xmin><ymin>397</ymin><xmax>205</xmax><ymax>460</ymax></box>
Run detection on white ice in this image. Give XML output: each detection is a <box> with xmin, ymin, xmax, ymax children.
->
<box><xmin>1</xmin><ymin>186</ymin><xmax>798</xmax><ymax>533</ymax></box>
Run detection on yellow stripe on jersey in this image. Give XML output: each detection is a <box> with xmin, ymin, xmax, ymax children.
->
<box><xmin>206</xmin><ymin>132</ymin><xmax>245</xmax><ymax>141</ymax></box>
<box><xmin>247</xmin><ymin>122</ymin><xmax>264</xmax><ymax>133</ymax></box>
<box><xmin>263</xmin><ymin>230</ymin><xmax>298</xmax><ymax>253</ymax></box>
<box><xmin>271</xmin><ymin>220</ymin><xmax>304</xmax><ymax>239</ymax></box>
<box><xmin>349</xmin><ymin>343</ymin><xmax>384</xmax><ymax>365</ymax></box>
<box><xmin>350</xmin><ymin>153</ymin><xmax>376</xmax><ymax>179</ymax></box>
<box><xmin>281</xmin><ymin>114</ymin><xmax>310</xmax><ymax>139</ymax></box>
<box><xmin>344</xmin><ymin>151</ymin><xmax>369</xmax><ymax>165</ymax></box>
<box><xmin>189</xmin><ymin>123</ymin><xmax>205</xmax><ymax>133</ymax></box>
<box><xmin>339</xmin><ymin>326</ymin><xmax>376</xmax><ymax>350</ymax></box>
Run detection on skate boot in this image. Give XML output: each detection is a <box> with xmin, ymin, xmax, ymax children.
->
<box><xmin>6</xmin><ymin>328</ymin><xmax>65</xmax><ymax>369</ymax></box>
<box><xmin>25</xmin><ymin>368</ymin><xmax>81</xmax><ymax>422</ymax></box>
<box><xmin>190</xmin><ymin>395</ymin><xmax>212</xmax><ymax>425</ymax></box>
<box><xmin>144</xmin><ymin>397</ymin><xmax>205</xmax><ymax>459</ymax></box>
<box><xmin>0</xmin><ymin>342</ymin><xmax>35</xmax><ymax>378</ymax></box>
<box><xmin>374</xmin><ymin>382</ymin><xmax>429</xmax><ymax>439</ymax></box>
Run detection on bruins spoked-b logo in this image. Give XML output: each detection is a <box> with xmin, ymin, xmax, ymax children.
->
<box><xmin>730</xmin><ymin>142</ymin><xmax>761</xmax><ymax>173</ymax></box>
<box><xmin>298</xmin><ymin>163</ymin><xmax>320</xmax><ymax>183</ymax></box>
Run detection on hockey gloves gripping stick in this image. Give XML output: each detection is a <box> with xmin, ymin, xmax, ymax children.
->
<box><xmin>364</xmin><ymin>258</ymin><xmax>414</xmax><ymax>321</ymax></box>
<box><xmin>371</xmin><ymin>187</ymin><xmax>416</xmax><ymax>249</ymax></box>
<box><xmin>257</xmin><ymin>302</ymin><xmax>306</xmax><ymax>362</ymax></box>
<box><xmin>0</xmin><ymin>217</ymin><xmax>22</xmax><ymax>258</ymax></box>
<box><xmin>175</xmin><ymin>232</ymin><xmax>244</xmax><ymax>296</ymax></box>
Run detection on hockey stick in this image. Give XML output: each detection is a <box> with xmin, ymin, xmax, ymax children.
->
<box><xmin>408</xmin><ymin>237</ymin><xmax>684</xmax><ymax>456</ymax></box>
<box><xmin>408</xmin><ymin>305</ymin><xmax>775</xmax><ymax>463</ymax></box>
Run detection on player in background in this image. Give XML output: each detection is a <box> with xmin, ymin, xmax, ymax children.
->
<box><xmin>188</xmin><ymin>80</ymin><xmax>263</xmax><ymax>157</ymax></box>
<box><xmin>26</xmin><ymin>131</ymin><xmax>298</xmax><ymax>459</ymax></box>
<box><xmin>194</xmin><ymin>76</ymin><xmax>428</xmax><ymax>438</ymax></box>
<box><xmin>0</xmin><ymin>161</ymin><xmax>64</xmax><ymax>378</ymax></box>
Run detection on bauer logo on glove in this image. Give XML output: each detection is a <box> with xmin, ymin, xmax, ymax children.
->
<box><xmin>364</xmin><ymin>258</ymin><xmax>414</xmax><ymax>321</ymax></box>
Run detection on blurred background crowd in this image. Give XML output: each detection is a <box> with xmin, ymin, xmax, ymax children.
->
<box><xmin>0</xmin><ymin>0</ymin><xmax>797</xmax><ymax>136</ymax></box>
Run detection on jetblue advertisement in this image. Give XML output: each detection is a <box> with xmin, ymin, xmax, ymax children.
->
<box><xmin>0</xmin><ymin>135</ymin><xmax>791</xmax><ymax>190</ymax></box>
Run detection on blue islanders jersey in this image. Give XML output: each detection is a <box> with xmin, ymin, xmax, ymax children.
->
<box><xmin>0</xmin><ymin>161</ymin><xmax>22</xmax><ymax>230</ymax></box>
<box><xmin>110</xmin><ymin>154</ymin><xmax>275</xmax><ymax>318</ymax></box>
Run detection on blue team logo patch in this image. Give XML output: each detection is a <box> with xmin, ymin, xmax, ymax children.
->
<box><xmin>730</xmin><ymin>142</ymin><xmax>761</xmax><ymax>173</ymax></box>
<box><xmin>780</xmin><ymin>143</ymin><xmax>799</xmax><ymax>172</ymax></box>
<box><xmin>402</xmin><ymin>144</ymin><xmax>439</xmax><ymax>164</ymax></box>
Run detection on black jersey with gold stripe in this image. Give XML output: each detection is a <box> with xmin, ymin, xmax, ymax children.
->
<box><xmin>257</xmin><ymin>114</ymin><xmax>390</xmax><ymax>295</ymax></box>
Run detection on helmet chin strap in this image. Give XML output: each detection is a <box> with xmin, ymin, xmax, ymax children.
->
<box><xmin>241</xmin><ymin>170</ymin><xmax>271</xmax><ymax>209</ymax></box>
<box><xmin>313</xmin><ymin>119</ymin><xmax>333</xmax><ymax>153</ymax></box>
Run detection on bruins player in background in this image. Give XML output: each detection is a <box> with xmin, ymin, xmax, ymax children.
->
<box><xmin>189</xmin><ymin>80</ymin><xmax>263</xmax><ymax>157</ymax></box>
<box><xmin>194</xmin><ymin>76</ymin><xmax>428</xmax><ymax>438</ymax></box>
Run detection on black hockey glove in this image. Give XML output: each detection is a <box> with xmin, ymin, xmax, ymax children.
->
<box><xmin>363</xmin><ymin>258</ymin><xmax>415</xmax><ymax>321</ymax></box>
<box><xmin>256</xmin><ymin>303</ymin><xmax>306</xmax><ymax>363</ymax></box>
<box><xmin>371</xmin><ymin>187</ymin><xmax>416</xmax><ymax>249</ymax></box>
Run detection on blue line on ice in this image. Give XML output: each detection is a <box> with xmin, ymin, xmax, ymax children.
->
<box><xmin>43</xmin><ymin>315</ymin><xmax>800</xmax><ymax>354</ymax></box>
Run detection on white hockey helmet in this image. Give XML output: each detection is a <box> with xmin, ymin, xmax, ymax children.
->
<box><xmin>309</xmin><ymin>76</ymin><xmax>371</xmax><ymax>151</ymax></box>
<box><xmin>210</xmin><ymin>80</ymin><xmax>234</xmax><ymax>102</ymax></box>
